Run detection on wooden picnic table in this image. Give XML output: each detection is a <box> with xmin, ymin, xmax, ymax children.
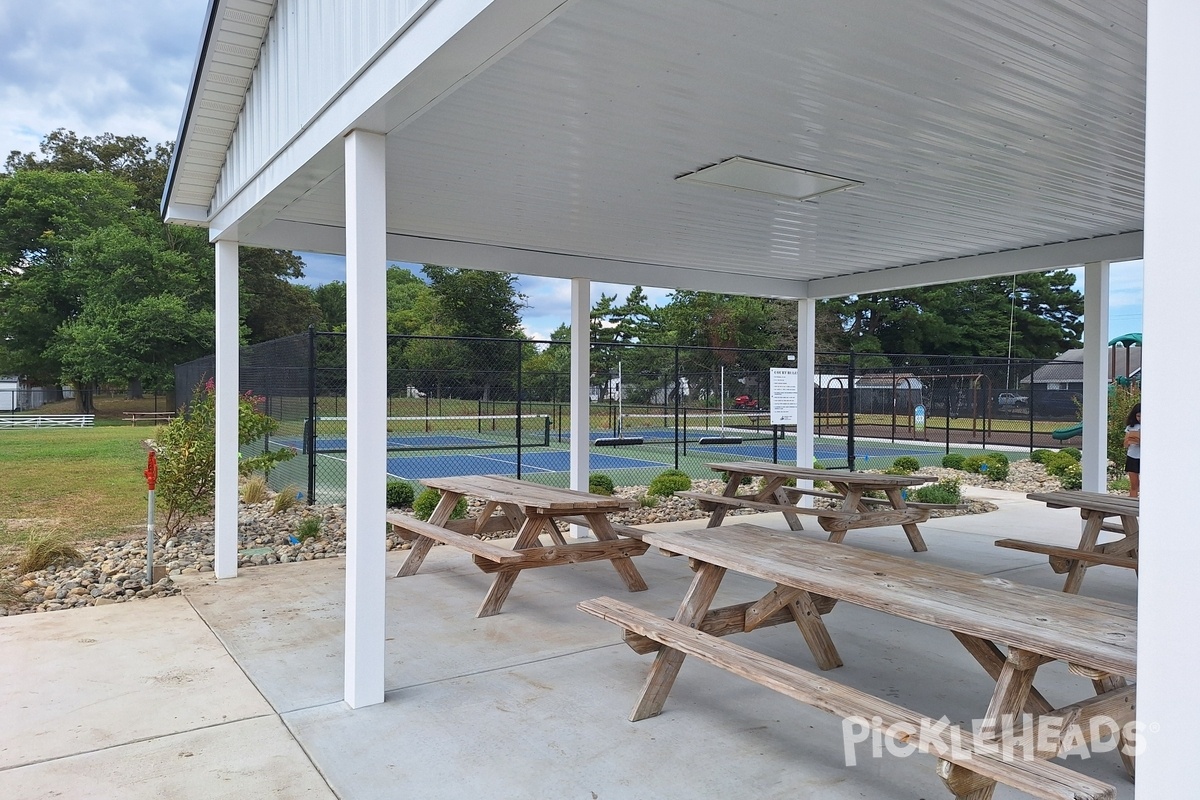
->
<box><xmin>996</xmin><ymin>491</ymin><xmax>1139</xmax><ymax>594</ymax></box>
<box><xmin>580</xmin><ymin>522</ymin><xmax>1136</xmax><ymax>800</ymax></box>
<box><xmin>676</xmin><ymin>460</ymin><xmax>939</xmax><ymax>551</ymax></box>
<box><xmin>122</xmin><ymin>411</ymin><xmax>177</xmax><ymax>426</ymax></box>
<box><xmin>389</xmin><ymin>474</ymin><xmax>645</xmax><ymax>617</ymax></box>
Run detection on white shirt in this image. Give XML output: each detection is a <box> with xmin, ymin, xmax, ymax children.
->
<box><xmin>1125</xmin><ymin>423</ymin><xmax>1141</xmax><ymax>459</ymax></box>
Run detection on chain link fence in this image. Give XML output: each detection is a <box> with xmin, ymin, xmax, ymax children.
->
<box><xmin>176</xmin><ymin>330</ymin><xmax>1088</xmax><ymax>504</ymax></box>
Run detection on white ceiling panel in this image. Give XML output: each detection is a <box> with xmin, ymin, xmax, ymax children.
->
<box><xmin>172</xmin><ymin>0</ymin><xmax>1146</xmax><ymax>291</ymax></box>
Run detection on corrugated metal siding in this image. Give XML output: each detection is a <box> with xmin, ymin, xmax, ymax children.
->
<box><xmin>211</xmin><ymin>0</ymin><xmax>427</xmax><ymax>210</ymax></box>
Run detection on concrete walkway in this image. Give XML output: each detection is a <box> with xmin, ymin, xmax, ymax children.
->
<box><xmin>1</xmin><ymin>487</ymin><xmax>1136</xmax><ymax>799</ymax></box>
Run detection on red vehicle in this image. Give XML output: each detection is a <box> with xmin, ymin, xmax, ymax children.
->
<box><xmin>732</xmin><ymin>395</ymin><xmax>759</xmax><ymax>409</ymax></box>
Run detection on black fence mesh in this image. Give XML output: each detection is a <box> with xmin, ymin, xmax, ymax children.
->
<box><xmin>175</xmin><ymin>330</ymin><xmax>1087</xmax><ymax>503</ymax></box>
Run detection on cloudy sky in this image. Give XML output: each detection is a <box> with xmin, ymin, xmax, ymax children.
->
<box><xmin>1</xmin><ymin>1</ymin><xmax>1143</xmax><ymax>341</ymax></box>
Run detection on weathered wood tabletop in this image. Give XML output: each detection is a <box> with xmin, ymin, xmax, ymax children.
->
<box><xmin>995</xmin><ymin>491</ymin><xmax>1140</xmax><ymax>594</ymax></box>
<box><xmin>680</xmin><ymin>460</ymin><xmax>937</xmax><ymax>551</ymax></box>
<box><xmin>586</xmin><ymin>522</ymin><xmax>1136</xmax><ymax>800</ymax></box>
<box><xmin>391</xmin><ymin>474</ymin><xmax>645</xmax><ymax>617</ymax></box>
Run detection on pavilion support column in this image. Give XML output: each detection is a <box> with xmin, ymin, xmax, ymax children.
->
<box><xmin>795</xmin><ymin>299</ymin><xmax>817</xmax><ymax>502</ymax></box>
<box><xmin>1081</xmin><ymin>261</ymin><xmax>1110</xmax><ymax>493</ymax></box>
<box><xmin>343</xmin><ymin>129</ymin><xmax>388</xmax><ymax>709</ymax></box>
<box><xmin>213</xmin><ymin>239</ymin><xmax>239</xmax><ymax>580</ymax></box>
<box><xmin>569</xmin><ymin>277</ymin><xmax>590</xmax><ymax>538</ymax></box>
<box><xmin>1139</xmin><ymin>0</ymin><xmax>1200</xmax><ymax>791</ymax></box>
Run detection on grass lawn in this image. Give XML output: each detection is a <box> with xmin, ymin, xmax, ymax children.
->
<box><xmin>0</xmin><ymin>426</ymin><xmax>153</xmax><ymax>557</ymax></box>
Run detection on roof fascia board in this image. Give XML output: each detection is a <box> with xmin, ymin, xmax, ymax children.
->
<box><xmin>240</xmin><ymin>219</ymin><xmax>809</xmax><ymax>299</ymax></box>
<box><xmin>806</xmin><ymin>231</ymin><xmax>1144</xmax><ymax>299</ymax></box>
<box><xmin>206</xmin><ymin>0</ymin><xmax>572</xmax><ymax>241</ymax></box>
<box><xmin>162</xmin><ymin>0</ymin><xmax>227</xmax><ymax>219</ymax></box>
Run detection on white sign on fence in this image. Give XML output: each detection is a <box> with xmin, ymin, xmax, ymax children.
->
<box><xmin>769</xmin><ymin>367</ymin><xmax>798</xmax><ymax>426</ymax></box>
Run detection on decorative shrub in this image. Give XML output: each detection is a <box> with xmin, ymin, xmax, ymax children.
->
<box><xmin>941</xmin><ymin>453</ymin><xmax>966</xmax><ymax>470</ymax></box>
<box><xmin>638</xmin><ymin>493</ymin><xmax>660</xmax><ymax>508</ymax></box>
<box><xmin>648</xmin><ymin>469</ymin><xmax>692</xmax><ymax>497</ymax></box>
<box><xmin>1030</xmin><ymin>449</ymin><xmax>1053</xmax><ymax>464</ymax></box>
<box><xmin>911</xmin><ymin>477</ymin><xmax>962</xmax><ymax>505</ymax></box>
<box><xmin>156</xmin><ymin>379</ymin><xmax>296</xmax><ymax>535</ymax></box>
<box><xmin>1044</xmin><ymin>452</ymin><xmax>1080</xmax><ymax>479</ymax></box>
<box><xmin>1060</xmin><ymin>447</ymin><xmax>1082</xmax><ymax>462</ymax></box>
<box><xmin>386</xmin><ymin>480</ymin><xmax>415</xmax><ymax>508</ymax></box>
<box><xmin>981</xmin><ymin>454</ymin><xmax>1009</xmax><ymax>481</ymax></box>
<box><xmin>1058</xmin><ymin>461</ymin><xmax>1083</xmax><ymax>490</ymax></box>
<box><xmin>891</xmin><ymin>456</ymin><xmax>921</xmax><ymax>474</ymax></box>
<box><xmin>413</xmin><ymin>488</ymin><xmax>468</xmax><ymax>521</ymax></box>
<box><xmin>588</xmin><ymin>474</ymin><xmax>615</xmax><ymax>495</ymax></box>
<box><xmin>960</xmin><ymin>453</ymin><xmax>1008</xmax><ymax>481</ymax></box>
<box><xmin>296</xmin><ymin>515</ymin><xmax>322</xmax><ymax>542</ymax></box>
<box><xmin>962</xmin><ymin>454</ymin><xmax>987</xmax><ymax>474</ymax></box>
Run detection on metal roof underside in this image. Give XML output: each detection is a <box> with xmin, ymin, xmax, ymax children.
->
<box><xmin>169</xmin><ymin>0</ymin><xmax>1147</xmax><ymax>297</ymax></box>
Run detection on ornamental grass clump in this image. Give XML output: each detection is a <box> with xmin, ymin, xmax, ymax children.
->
<box><xmin>241</xmin><ymin>475</ymin><xmax>269</xmax><ymax>504</ymax></box>
<box><xmin>17</xmin><ymin>532</ymin><xmax>82</xmax><ymax>575</ymax></box>
<box><xmin>272</xmin><ymin>485</ymin><xmax>302</xmax><ymax>515</ymax></box>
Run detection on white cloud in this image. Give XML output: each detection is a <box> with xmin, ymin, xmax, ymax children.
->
<box><xmin>0</xmin><ymin>1</ymin><xmax>208</xmax><ymax>156</ymax></box>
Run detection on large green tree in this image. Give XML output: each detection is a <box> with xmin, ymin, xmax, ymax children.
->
<box><xmin>1</xmin><ymin>130</ymin><xmax>327</xmax><ymax>407</ymax></box>
<box><xmin>822</xmin><ymin>271</ymin><xmax>1083</xmax><ymax>362</ymax></box>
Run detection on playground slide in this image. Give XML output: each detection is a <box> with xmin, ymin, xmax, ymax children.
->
<box><xmin>1052</xmin><ymin>423</ymin><xmax>1083</xmax><ymax>441</ymax></box>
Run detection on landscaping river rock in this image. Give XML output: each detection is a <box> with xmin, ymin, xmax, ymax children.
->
<box><xmin>3</xmin><ymin>462</ymin><xmax>1079</xmax><ymax>617</ymax></box>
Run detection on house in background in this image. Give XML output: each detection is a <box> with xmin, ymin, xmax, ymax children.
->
<box><xmin>1023</xmin><ymin>335</ymin><xmax>1143</xmax><ymax>393</ymax></box>
<box><xmin>0</xmin><ymin>376</ymin><xmax>49</xmax><ymax>412</ymax></box>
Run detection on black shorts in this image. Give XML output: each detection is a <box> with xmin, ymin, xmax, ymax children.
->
<box><xmin>1125</xmin><ymin>456</ymin><xmax>1140</xmax><ymax>474</ymax></box>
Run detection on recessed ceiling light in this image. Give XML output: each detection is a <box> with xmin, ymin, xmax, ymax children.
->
<box><xmin>676</xmin><ymin>156</ymin><xmax>861</xmax><ymax>201</ymax></box>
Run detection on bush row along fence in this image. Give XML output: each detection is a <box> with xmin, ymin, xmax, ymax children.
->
<box><xmin>175</xmin><ymin>330</ymin><xmax>1087</xmax><ymax>504</ymax></box>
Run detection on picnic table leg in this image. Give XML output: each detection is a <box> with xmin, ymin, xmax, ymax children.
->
<box><xmin>1093</xmin><ymin>674</ymin><xmax>1136</xmax><ymax>779</ymax></box>
<box><xmin>395</xmin><ymin>491</ymin><xmax>464</xmax><ymax>577</ymax></box>
<box><xmin>1061</xmin><ymin>511</ymin><xmax>1104</xmax><ymax>594</ymax></box>
<box><xmin>883</xmin><ymin>488</ymin><xmax>927</xmax><ymax>552</ymax></box>
<box><xmin>630</xmin><ymin>562</ymin><xmax>726</xmax><ymax>721</ymax></box>
<box><xmin>939</xmin><ymin>647</ymin><xmax>1045</xmax><ymax>800</ymax></box>
<box><xmin>705</xmin><ymin>473</ymin><xmax>746</xmax><ymax>528</ymax></box>
<box><xmin>476</xmin><ymin>513</ymin><xmax>547</xmax><ymax>617</ymax></box>
<box><xmin>757</xmin><ymin>477</ymin><xmax>803</xmax><ymax>531</ymax></box>
<box><xmin>586</xmin><ymin>514</ymin><xmax>648</xmax><ymax>592</ymax></box>
<box><xmin>822</xmin><ymin>485</ymin><xmax>865</xmax><ymax>544</ymax></box>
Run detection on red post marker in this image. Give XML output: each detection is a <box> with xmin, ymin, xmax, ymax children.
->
<box><xmin>144</xmin><ymin>450</ymin><xmax>157</xmax><ymax>490</ymax></box>
<box><xmin>145</xmin><ymin>450</ymin><xmax>157</xmax><ymax>582</ymax></box>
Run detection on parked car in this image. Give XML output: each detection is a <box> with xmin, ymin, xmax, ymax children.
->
<box><xmin>997</xmin><ymin>392</ymin><xmax>1029</xmax><ymax>407</ymax></box>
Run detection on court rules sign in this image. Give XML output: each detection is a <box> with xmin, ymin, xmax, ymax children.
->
<box><xmin>769</xmin><ymin>368</ymin><xmax>798</xmax><ymax>426</ymax></box>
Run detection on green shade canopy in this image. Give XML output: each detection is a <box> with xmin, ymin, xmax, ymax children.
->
<box><xmin>1109</xmin><ymin>333</ymin><xmax>1142</xmax><ymax>347</ymax></box>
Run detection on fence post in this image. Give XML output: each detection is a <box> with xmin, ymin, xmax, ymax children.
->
<box><xmin>674</xmin><ymin>345</ymin><xmax>681</xmax><ymax>469</ymax></box>
<box><xmin>516</xmin><ymin>340</ymin><xmax>523</xmax><ymax>479</ymax></box>
<box><xmin>307</xmin><ymin>325</ymin><xmax>317</xmax><ymax>505</ymax></box>
<box><xmin>846</xmin><ymin>352</ymin><xmax>856</xmax><ymax>470</ymax></box>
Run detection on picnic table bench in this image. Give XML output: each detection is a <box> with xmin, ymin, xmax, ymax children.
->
<box><xmin>122</xmin><ymin>411</ymin><xmax>176</xmax><ymax>425</ymax></box>
<box><xmin>677</xmin><ymin>460</ymin><xmax>940</xmax><ymax>551</ymax></box>
<box><xmin>996</xmin><ymin>491</ymin><xmax>1139</xmax><ymax>594</ymax></box>
<box><xmin>581</xmin><ymin>522</ymin><xmax>1136</xmax><ymax>800</ymax></box>
<box><xmin>389</xmin><ymin>474</ymin><xmax>646</xmax><ymax>617</ymax></box>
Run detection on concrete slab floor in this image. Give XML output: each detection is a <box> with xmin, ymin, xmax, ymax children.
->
<box><xmin>2</xmin><ymin>494</ymin><xmax>1137</xmax><ymax>799</ymax></box>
